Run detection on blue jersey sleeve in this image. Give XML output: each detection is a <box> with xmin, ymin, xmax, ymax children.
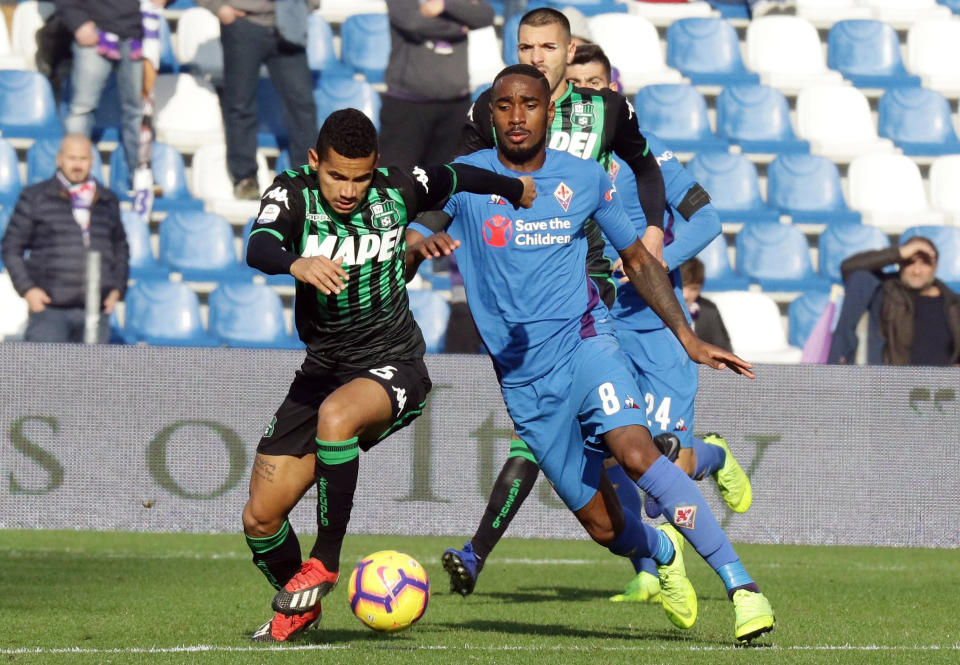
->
<box><xmin>592</xmin><ymin>162</ymin><xmax>638</xmax><ymax>252</ymax></box>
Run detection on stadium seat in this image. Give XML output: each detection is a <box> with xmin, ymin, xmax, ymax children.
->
<box><xmin>9</xmin><ymin>1</ymin><xmax>54</xmax><ymax>72</ymax></box>
<box><xmin>119</xmin><ymin>209</ymin><xmax>169</xmax><ymax>280</ymax></box>
<box><xmin>158</xmin><ymin>210</ymin><xmax>247</xmax><ymax>282</ymax></box>
<box><xmin>797</xmin><ymin>0</ymin><xmax>875</xmax><ymax>26</ymax></box>
<box><xmin>878</xmin><ymin>87</ymin><xmax>960</xmax><ymax>156</ymax></box>
<box><xmin>900</xmin><ymin>225</ymin><xmax>960</xmax><ymax>291</ymax></box>
<box><xmin>588</xmin><ymin>13</ymin><xmax>684</xmax><ymax>92</ymax></box>
<box><xmin>827</xmin><ymin>20</ymin><xmax>922</xmax><ymax>88</ymax></box>
<box><xmin>173</xmin><ymin>6</ymin><xmax>223</xmax><ymax>80</ymax></box>
<box><xmin>735</xmin><ymin>221</ymin><xmax>829</xmax><ymax>291</ymax></box>
<box><xmin>708</xmin><ymin>291</ymin><xmax>803</xmax><ymax>363</ymax></box>
<box><xmin>469</xmin><ymin>26</ymin><xmax>505</xmax><ymax>92</ymax></box>
<box><xmin>408</xmin><ymin>289</ymin><xmax>451</xmax><ymax>354</ymax></box>
<box><xmin>818</xmin><ymin>223</ymin><xmax>889</xmax><ymax>281</ymax></box>
<box><xmin>666</xmin><ymin>18</ymin><xmax>759</xmax><ymax>86</ymax></box>
<box><xmin>307</xmin><ymin>12</ymin><xmax>340</xmax><ymax>74</ymax></box>
<box><xmin>766</xmin><ymin>154</ymin><xmax>861</xmax><ymax>224</ymax></box>
<box><xmin>165</xmin><ymin>0</ymin><xmax>197</xmax><ymax>8</ymax></box>
<box><xmin>940</xmin><ymin>0</ymin><xmax>960</xmax><ymax>14</ymax></box>
<box><xmin>542</xmin><ymin>0</ymin><xmax>627</xmax><ymax>17</ymax></box>
<box><xmin>686</xmin><ymin>153</ymin><xmax>779</xmax><ymax>223</ymax></box>
<box><xmin>795</xmin><ymin>84</ymin><xmax>896</xmax><ymax>161</ymax></box>
<box><xmin>0</xmin><ymin>269</ymin><xmax>28</xmax><ymax>340</ymax></box>
<box><xmin>929</xmin><ymin>155</ymin><xmax>960</xmax><ymax>221</ymax></box>
<box><xmin>158</xmin><ymin>13</ymin><xmax>179</xmax><ymax>74</ymax></box>
<box><xmin>745</xmin><ymin>16</ymin><xmax>844</xmax><ymax>93</ymax></box>
<box><xmin>907</xmin><ymin>19</ymin><xmax>960</xmax><ymax>95</ymax></box>
<box><xmin>26</xmin><ymin>137</ymin><xmax>104</xmax><ymax>185</ymax></box>
<box><xmin>189</xmin><ymin>142</ymin><xmax>272</xmax><ymax>212</ymax></box>
<box><xmin>209</xmin><ymin>283</ymin><xmax>303</xmax><ymax>349</ymax></box>
<box><xmin>121</xmin><ymin>279</ymin><xmax>216</xmax><ymax>346</ymax></box>
<box><xmin>705</xmin><ymin>0</ymin><xmax>749</xmax><ymax>20</ymax></box>
<box><xmin>0</xmin><ymin>138</ymin><xmax>21</xmax><ymax>207</ymax></box>
<box><xmin>629</xmin><ymin>0</ymin><xmax>714</xmax><ymax>24</ymax></box>
<box><xmin>716</xmin><ymin>84</ymin><xmax>809</xmax><ymax>154</ymax></box>
<box><xmin>0</xmin><ymin>205</ymin><xmax>12</xmax><ymax>272</ymax></box>
<box><xmin>109</xmin><ymin>142</ymin><xmax>203</xmax><ymax>212</ymax></box>
<box><xmin>848</xmin><ymin>153</ymin><xmax>945</xmax><ymax>231</ymax></box>
<box><xmin>0</xmin><ymin>70</ymin><xmax>62</xmax><ymax>140</ymax></box>
<box><xmin>340</xmin><ymin>14</ymin><xmax>390</xmax><ymax>83</ymax></box>
<box><xmin>153</xmin><ymin>73</ymin><xmax>224</xmax><ymax>151</ymax></box>
<box><xmin>787</xmin><ymin>290</ymin><xmax>844</xmax><ymax>349</ymax></box>
<box><xmin>0</xmin><ymin>10</ymin><xmax>25</xmax><ymax>70</ymax></box>
<box><xmin>860</xmin><ymin>0</ymin><xmax>952</xmax><ymax>26</ymax></box>
<box><xmin>241</xmin><ymin>217</ymin><xmax>295</xmax><ymax>286</ymax></box>
<box><xmin>634</xmin><ymin>85</ymin><xmax>727</xmax><ymax>152</ymax></box>
<box><xmin>696</xmin><ymin>234</ymin><xmax>750</xmax><ymax>291</ymax></box>
<box><xmin>313</xmin><ymin>77</ymin><xmax>382</xmax><ymax>130</ymax></box>
<box><xmin>502</xmin><ymin>13</ymin><xmax>521</xmax><ymax>65</ymax></box>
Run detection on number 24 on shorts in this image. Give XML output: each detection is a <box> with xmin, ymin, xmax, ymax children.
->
<box><xmin>597</xmin><ymin>383</ymin><xmax>672</xmax><ymax>431</ymax></box>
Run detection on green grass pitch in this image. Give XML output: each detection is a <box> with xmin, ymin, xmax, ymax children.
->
<box><xmin>1</xmin><ymin>530</ymin><xmax>958</xmax><ymax>665</ymax></box>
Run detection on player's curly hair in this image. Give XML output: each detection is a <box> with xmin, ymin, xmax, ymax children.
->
<box><xmin>316</xmin><ymin>108</ymin><xmax>379</xmax><ymax>160</ymax></box>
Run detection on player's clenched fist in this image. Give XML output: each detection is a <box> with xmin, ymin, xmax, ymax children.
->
<box><xmin>290</xmin><ymin>256</ymin><xmax>349</xmax><ymax>295</ymax></box>
<box><xmin>517</xmin><ymin>176</ymin><xmax>537</xmax><ymax>209</ymax></box>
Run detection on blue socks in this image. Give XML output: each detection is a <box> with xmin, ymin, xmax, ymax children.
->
<box><xmin>608</xmin><ymin>505</ymin><xmax>673</xmax><ymax>566</ymax></box>
<box><xmin>691</xmin><ymin>437</ymin><xmax>726</xmax><ymax>480</ymax></box>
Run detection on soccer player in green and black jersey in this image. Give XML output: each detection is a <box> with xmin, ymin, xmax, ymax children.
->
<box><xmin>242</xmin><ymin>109</ymin><xmax>535</xmax><ymax>643</ymax></box>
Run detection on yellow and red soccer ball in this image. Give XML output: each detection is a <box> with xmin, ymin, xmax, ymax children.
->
<box><xmin>347</xmin><ymin>550</ymin><xmax>430</xmax><ymax>632</ymax></box>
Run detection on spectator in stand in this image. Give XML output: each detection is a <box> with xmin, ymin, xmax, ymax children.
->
<box><xmin>58</xmin><ymin>0</ymin><xmax>166</xmax><ymax>190</ymax></box>
<box><xmin>198</xmin><ymin>0</ymin><xmax>318</xmax><ymax>199</ymax></box>
<box><xmin>680</xmin><ymin>257</ymin><xmax>733</xmax><ymax>353</ymax></box>
<box><xmin>829</xmin><ymin>238</ymin><xmax>960</xmax><ymax>366</ymax></box>
<box><xmin>380</xmin><ymin>0</ymin><xmax>494</xmax><ymax>168</ymax></box>
<box><xmin>0</xmin><ymin>135</ymin><xmax>129</xmax><ymax>344</ymax></box>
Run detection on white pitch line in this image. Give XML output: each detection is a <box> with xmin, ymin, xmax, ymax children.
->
<box><xmin>2</xmin><ymin>644</ymin><xmax>958</xmax><ymax>655</ymax></box>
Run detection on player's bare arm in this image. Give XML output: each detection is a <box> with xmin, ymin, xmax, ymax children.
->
<box><xmin>289</xmin><ymin>256</ymin><xmax>349</xmax><ymax>296</ymax></box>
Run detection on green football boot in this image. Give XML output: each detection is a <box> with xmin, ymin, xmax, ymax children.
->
<box><xmin>609</xmin><ymin>571</ymin><xmax>661</xmax><ymax>603</ymax></box>
<box><xmin>732</xmin><ymin>589</ymin><xmax>775</xmax><ymax>643</ymax></box>
<box><xmin>704</xmin><ymin>433</ymin><xmax>752</xmax><ymax>513</ymax></box>
<box><xmin>655</xmin><ymin>524</ymin><xmax>697</xmax><ymax>629</ymax></box>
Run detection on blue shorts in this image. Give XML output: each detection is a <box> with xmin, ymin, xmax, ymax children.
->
<box><xmin>501</xmin><ymin>334</ymin><xmax>648</xmax><ymax>511</ymax></box>
<box><xmin>616</xmin><ymin>326</ymin><xmax>698</xmax><ymax>448</ymax></box>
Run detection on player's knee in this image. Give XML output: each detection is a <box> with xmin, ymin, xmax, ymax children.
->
<box><xmin>614</xmin><ymin>439</ymin><xmax>660</xmax><ymax>479</ymax></box>
<box><xmin>242</xmin><ymin>501</ymin><xmax>285</xmax><ymax>538</ymax></box>
<box><xmin>315</xmin><ymin>402</ymin><xmax>359</xmax><ymax>441</ymax></box>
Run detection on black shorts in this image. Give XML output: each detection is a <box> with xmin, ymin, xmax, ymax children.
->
<box><xmin>257</xmin><ymin>354</ymin><xmax>432</xmax><ymax>457</ymax></box>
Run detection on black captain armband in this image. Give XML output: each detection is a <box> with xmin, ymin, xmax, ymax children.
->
<box><xmin>676</xmin><ymin>183</ymin><xmax>711</xmax><ymax>220</ymax></box>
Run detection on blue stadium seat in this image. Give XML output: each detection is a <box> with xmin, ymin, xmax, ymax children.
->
<box><xmin>0</xmin><ymin>137</ymin><xmax>21</xmax><ymax>208</ymax></box>
<box><xmin>110</xmin><ymin>142</ymin><xmax>203</xmax><ymax>212</ymax></box>
<box><xmin>340</xmin><ymin>14</ymin><xmax>390</xmax><ymax>83</ymax></box>
<box><xmin>0</xmin><ymin>205</ymin><xmax>12</xmax><ymax>272</ymax></box>
<box><xmin>686</xmin><ymin>152</ymin><xmax>779</xmax><ymax>223</ymax></box>
<box><xmin>716</xmin><ymin>85</ymin><xmax>809</xmax><ymax>154</ymax></box>
<box><xmin>164</xmin><ymin>0</ymin><xmax>196</xmax><ymax>8</ymax></box>
<box><xmin>0</xmin><ymin>70</ymin><xmax>62</xmax><ymax>140</ymax></box>
<box><xmin>666</xmin><ymin>18</ymin><xmax>759</xmax><ymax>86</ymax></box>
<box><xmin>788</xmin><ymin>290</ymin><xmax>844</xmax><ymax>349</ymax></box>
<box><xmin>158</xmin><ymin>211</ymin><xmax>247</xmax><ymax>282</ymax></box>
<box><xmin>540</xmin><ymin>0</ymin><xmax>627</xmax><ymax>15</ymax></box>
<box><xmin>502</xmin><ymin>13</ymin><xmax>521</xmax><ymax>65</ymax></box>
<box><xmin>827</xmin><ymin>20</ymin><xmax>921</xmax><ymax>89</ymax></box>
<box><xmin>706</xmin><ymin>0</ymin><xmax>749</xmax><ymax>19</ymax></box>
<box><xmin>26</xmin><ymin>137</ymin><xmax>104</xmax><ymax>185</ymax></box>
<box><xmin>307</xmin><ymin>13</ymin><xmax>339</xmax><ymax>74</ymax></box>
<box><xmin>900</xmin><ymin>225</ymin><xmax>960</xmax><ymax>291</ymax></box>
<box><xmin>408</xmin><ymin>289</ymin><xmax>450</xmax><ymax>354</ymax></box>
<box><xmin>818</xmin><ymin>223</ymin><xmax>889</xmax><ymax>282</ymax></box>
<box><xmin>242</xmin><ymin>217</ymin><xmax>295</xmax><ymax>286</ymax></box>
<box><xmin>767</xmin><ymin>154</ymin><xmax>861</xmax><ymax>224</ymax></box>
<box><xmin>314</xmin><ymin>76</ymin><xmax>382</xmax><ymax>130</ymax></box>
<box><xmin>122</xmin><ymin>279</ymin><xmax>216</xmax><ymax>346</ymax></box>
<box><xmin>878</xmin><ymin>87</ymin><xmax>960</xmax><ymax>156</ymax></box>
<box><xmin>120</xmin><ymin>209</ymin><xmax>169</xmax><ymax>280</ymax></box>
<box><xmin>158</xmin><ymin>13</ymin><xmax>179</xmax><ymax>73</ymax></box>
<box><xmin>274</xmin><ymin>150</ymin><xmax>292</xmax><ymax>174</ymax></box>
<box><xmin>209</xmin><ymin>283</ymin><xmax>303</xmax><ymax>349</ymax></box>
<box><xmin>736</xmin><ymin>222</ymin><xmax>829</xmax><ymax>291</ymax></box>
<box><xmin>695</xmin><ymin>234</ymin><xmax>750</xmax><ymax>291</ymax></box>
<box><xmin>940</xmin><ymin>0</ymin><xmax>960</xmax><ymax>14</ymax></box>
<box><xmin>634</xmin><ymin>85</ymin><xmax>728</xmax><ymax>152</ymax></box>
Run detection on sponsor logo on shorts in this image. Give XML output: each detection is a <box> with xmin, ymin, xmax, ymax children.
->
<box><xmin>257</xmin><ymin>204</ymin><xmax>281</xmax><ymax>224</ymax></box>
<box><xmin>673</xmin><ymin>505</ymin><xmax>697</xmax><ymax>530</ymax></box>
<box><xmin>624</xmin><ymin>395</ymin><xmax>642</xmax><ymax>409</ymax></box>
<box><xmin>392</xmin><ymin>386</ymin><xmax>407</xmax><ymax>412</ymax></box>
<box><xmin>674</xmin><ymin>419</ymin><xmax>687</xmax><ymax>432</ymax></box>
<box><xmin>263</xmin><ymin>416</ymin><xmax>276</xmax><ymax>438</ymax></box>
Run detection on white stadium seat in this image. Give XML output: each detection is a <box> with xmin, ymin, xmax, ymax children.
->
<box><xmin>707</xmin><ymin>291</ymin><xmax>802</xmax><ymax>364</ymax></box>
<box><xmin>860</xmin><ymin>0</ymin><xmax>951</xmax><ymax>29</ymax></box>
<box><xmin>795</xmin><ymin>84</ymin><xmax>895</xmax><ymax>162</ymax></box>
<box><xmin>189</xmin><ymin>142</ymin><xmax>272</xmax><ymax>219</ymax></box>
<box><xmin>929</xmin><ymin>155</ymin><xmax>960</xmax><ymax>223</ymax></box>
<box><xmin>848</xmin><ymin>153</ymin><xmax>945</xmax><ymax>232</ymax></box>
<box><xmin>0</xmin><ymin>13</ymin><xmax>26</xmax><ymax>70</ymax></box>
<box><xmin>9</xmin><ymin>1</ymin><xmax>54</xmax><ymax>71</ymax></box>
<box><xmin>173</xmin><ymin>6</ymin><xmax>224</xmax><ymax>80</ymax></box>
<box><xmin>745</xmin><ymin>16</ymin><xmax>843</xmax><ymax>93</ymax></box>
<box><xmin>797</xmin><ymin>0</ymin><xmax>874</xmax><ymax>28</ymax></box>
<box><xmin>907</xmin><ymin>19</ymin><xmax>960</xmax><ymax>96</ymax></box>
<box><xmin>468</xmin><ymin>26</ymin><xmax>504</xmax><ymax>93</ymax></box>
<box><xmin>588</xmin><ymin>13</ymin><xmax>684</xmax><ymax>94</ymax></box>
<box><xmin>153</xmin><ymin>73</ymin><xmax>224</xmax><ymax>152</ymax></box>
<box><xmin>0</xmin><ymin>271</ymin><xmax>28</xmax><ymax>341</ymax></box>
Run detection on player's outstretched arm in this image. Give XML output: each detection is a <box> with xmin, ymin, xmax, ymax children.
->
<box><xmin>403</xmin><ymin>224</ymin><xmax>461</xmax><ymax>283</ymax></box>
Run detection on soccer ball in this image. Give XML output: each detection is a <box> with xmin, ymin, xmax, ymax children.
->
<box><xmin>347</xmin><ymin>550</ymin><xmax>430</xmax><ymax>632</ymax></box>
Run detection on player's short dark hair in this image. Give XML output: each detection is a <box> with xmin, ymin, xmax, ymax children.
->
<box><xmin>680</xmin><ymin>257</ymin><xmax>706</xmax><ymax>287</ymax></box>
<box><xmin>519</xmin><ymin>7</ymin><xmax>571</xmax><ymax>40</ymax></box>
<box><xmin>904</xmin><ymin>236</ymin><xmax>939</xmax><ymax>261</ymax></box>
<box><xmin>315</xmin><ymin>108</ymin><xmax>378</xmax><ymax>161</ymax></box>
<box><xmin>571</xmin><ymin>44</ymin><xmax>612</xmax><ymax>80</ymax></box>
<box><xmin>493</xmin><ymin>64</ymin><xmax>551</xmax><ymax>99</ymax></box>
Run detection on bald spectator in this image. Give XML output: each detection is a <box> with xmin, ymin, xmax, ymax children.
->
<box><xmin>1</xmin><ymin>135</ymin><xmax>128</xmax><ymax>343</ymax></box>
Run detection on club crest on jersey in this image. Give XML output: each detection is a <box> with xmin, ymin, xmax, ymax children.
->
<box><xmin>554</xmin><ymin>182</ymin><xmax>574</xmax><ymax>212</ymax></box>
<box><xmin>264</xmin><ymin>186</ymin><xmax>289</xmax><ymax>209</ymax></box>
<box><xmin>608</xmin><ymin>159</ymin><xmax>620</xmax><ymax>183</ymax></box>
<box><xmin>571</xmin><ymin>101</ymin><xmax>596</xmax><ymax>129</ymax></box>
<box><xmin>673</xmin><ymin>505</ymin><xmax>697</xmax><ymax>529</ymax></box>
<box><xmin>482</xmin><ymin>215</ymin><xmax>513</xmax><ymax>247</ymax></box>
<box><xmin>370</xmin><ymin>200</ymin><xmax>400</xmax><ymax>230</ymax></box>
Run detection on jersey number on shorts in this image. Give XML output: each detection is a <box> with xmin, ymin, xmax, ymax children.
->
<box><xmin>644</xmin><ymin>393</ymin><xmax>672</xmax><ymax>431</ymax></box>
<box><xmin>369</xmin><ymin>366</ymin><xmax>397</xmax><ymax>380</ymax></box>
<box><xmin>598</xmin><ymin>382</ymin><xmax>621</xmax><ymax>415</ymax></box>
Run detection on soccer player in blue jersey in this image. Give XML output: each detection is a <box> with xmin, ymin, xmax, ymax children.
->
<box><xmin>409</xmin><ymin>64</ymin><xmax>775</xmax><ymax>642</ymax></box>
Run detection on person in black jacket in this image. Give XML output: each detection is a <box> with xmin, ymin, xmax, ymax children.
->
<box><xmin>680</xmin><ymin>257</ymin><xmax>733</xmax><ymax>353</ymax></box>
<box><xmin>1</xmin><ymin>134</ymin><xmax>129</xmax><ymax>343</ymax></box>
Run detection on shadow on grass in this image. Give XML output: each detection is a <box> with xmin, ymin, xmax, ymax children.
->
<box><xmin>435</xmin><ymin>619</ymin><xmax>699</xmax><ymax>643</ymax></box>
<box><xmin>463</xmin><ymin>586</ymin><xmax>615</xmax><ymax>603</ymax></box>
